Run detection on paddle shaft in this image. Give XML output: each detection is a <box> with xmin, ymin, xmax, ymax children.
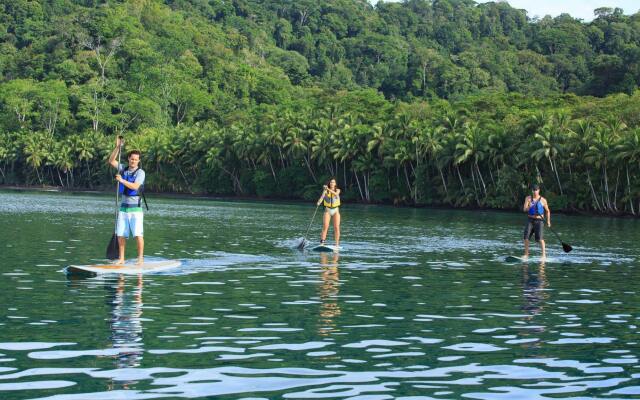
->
<box><xmin>538</xmin><ymin>214</ymin><xmax>565</xmax><ymax>242</ymax></box>
<box><xmin>530</xmin><ymin>211</ymin><xmax>571</xmax><ymax>252</ymax></box>
<box><xmin>302</xmin><ymin>203</ymin><xmax>321</xmax><ymax>240</ymax></box>
<box><xmin>113</xmin><ymin>141</ymin><xmax>123</xmax><ymax>232</ymax></box>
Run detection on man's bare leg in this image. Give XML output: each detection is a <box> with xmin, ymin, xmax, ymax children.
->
<box><xmin>540</xmin><ymin>239</ymin><xmax>546</xmax><ymax>259</ymax></box>
<box><xmin>135</xmin><ymin>236</ymin><xmax>144</xmax><ymax>265</ymax></box>
<box><xmin>116</xmin><ymin>236</ymin><xmax>126</xmax><ymax>264</ymax></box>
<box><xmin>523</xmin><ymin>239</ymin><xmax>530</xmax><ymax>258</ymax></box>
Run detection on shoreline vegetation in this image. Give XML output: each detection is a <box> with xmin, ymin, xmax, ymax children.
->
<box><xmin>1</xmin><ymin>1</ymin><xmax>640</xmax><ymax>216</ymax></box>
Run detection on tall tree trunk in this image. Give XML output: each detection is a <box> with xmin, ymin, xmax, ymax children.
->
<box><xmin>278</xmin><ymin>148</ymin><xmax>285</xmax><ymax>169</ymax></box>
<box><xmin>626</xmin><ymin>166</ymin><xmax>635</xmax><ymax>215</ymax></box>
<box><xmin>354</xmin><ymin>171</ymin><xmax>364</xmax><ymax>201</ymax></box>
<box><xmin>327</xmin><ymin>161</ymin><xmax>334</xmax><ymax>176</ymax></box>
<box><xmin>304</xmin><ymin>155</ymin><xmax>317</xmax><ymax>183</ymax></box>
<box><xmin>343</xmin><ymin>161</ymin><xmax>346</xmax><ymax>189</ymax></box>
<box><xmin>488</xmin><ymin>166</ymin><xmax>496</xmax><ymax>187</ymax></box>
<box><xmin>550</xmin><ymin>157</ymin><xmax>563</xmax><ymax>195</ymax></box>
<box><xmin>613</xmin><ymin>169</ymin><xmax>620</xmax><ymax>212</ymax></box>
<box><xmin>363</xmin><ymin>172</ymin><xmax>370</xmax><ymax>202</ymax></box>
<box><xmin>85</xmin><ymin>160</ymin><xmax>92</xmax><ymax>189</ymax></box>
<box><xmin>438</xmin><ymin>166</ymin><xmax>448</xmax><ymax>196</ymax></box>
<box><xmin>586</xmin><ymin>170</ymin><xmax>601</xmax><ymax>211</ymax></box>
<box><xmin>603</xmin><ymin>163</ymin><xmax>612</xmax><ymax>212</ymax></box>
<box><xmin>403</xmin><ymin>165</ymin><xmax>413</xmax><ymax>203</ymax></box>
<box><xmin>469</xmin><ymin>166</ymin><xmax>480</xmax><ymax>205</ymax></box>
<box><xmin>475</xmin><ymin>161</ymin><xmax>487</xmax><ymax>196</ymax></box>
<box><xmin>177</xmin><ymin>165</ymin><xmax>190</xmax><ymax>191</ymax></box>
<box><xmin>222</xmin><ymin>166</ymin><xmax>243</xmax><ymax>194</ymax></box>
<box><xmin>456</xmin><ymin>165</ymin><xmax>464</xmax><ymax>189</ymax></box>
<box><xmin>268</xmin><ymin>159</ymin><xmax>277</xmax><ymax>182</ymax></box>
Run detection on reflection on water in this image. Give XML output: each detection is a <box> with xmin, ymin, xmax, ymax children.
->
<box><xmin>518</xmin><ymin>261</ymin><xmax>549</xmax><ymax>350</ymax></box>
<box><xmin>318</xmin><ymin>252</ymin><xmax>341</xmax><ymax>337</ymax></box>
<box><xmin>0</xmin><ymin>191</ymin><xmax>639</xmax><ymax>399</ymax></box>
<box><xmin>108</xmin><ymin>275</ymin><xmax>144</xmax><ymax>370</ymax></box>
<box><xmin>521</xmin><ymin>261</ymin><xmax>548</xmax><ymax>319</ymax></box>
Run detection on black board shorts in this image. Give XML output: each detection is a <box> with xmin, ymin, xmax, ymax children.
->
<box><xmin>523</xmin><ymin>218</ymin><xmax>544</xmax><ymax>241</ymax></box>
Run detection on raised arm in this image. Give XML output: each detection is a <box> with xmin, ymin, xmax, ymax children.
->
<box><xmin>316</xmin><ymin>189</ymin><xmax>327</xmax><ymax>206</ymax></box>
<box><xmin>522</xmin><ymin>195</ymin><xmax>531</xmax><ymax>212</ymax></box>
<box><xmin>108</xmin><ymin>136</ymin><xmax>123</xmax><ymax>169</ymax></box>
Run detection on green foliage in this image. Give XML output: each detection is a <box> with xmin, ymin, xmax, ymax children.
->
<box><xmin>1</xmin><ymin>0</ymin><xmax>640</xmax><ymax>215</ymax></box>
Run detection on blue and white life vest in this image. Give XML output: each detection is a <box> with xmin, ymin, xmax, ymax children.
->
<box><xmin>528</xmin><ymin>198</ymin><xmax>544</xmax><ymax>217</ymax></box>
<box><xmin>119</xmin><ymin>168</ymin><xmax>143</xmax><ymax>197</ymax></box>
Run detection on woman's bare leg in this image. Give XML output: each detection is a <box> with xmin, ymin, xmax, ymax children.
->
<box><xmin>321</xmin><ymin>211</ymin><xmax>330</xmax><ymax>242</ymax></box>
<box><xmin>333</xmin><ymin>212</ymin><xmax>341</xmax><ymax>246</ymax></box>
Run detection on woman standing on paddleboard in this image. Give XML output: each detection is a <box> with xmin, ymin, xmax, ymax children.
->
<box><xmin>317</xmin><ymin>178</ymin><xmax>341</xmax><ymax>247</ymax></box>
<box><xmin>108</xmin><ymin>137</ymin><xmax>146</xmax><ymax>265</ymax></box>
<box><xmin>523</xmin><ymin>184</ymin><xmax>551</xmax><ymax>259</ymax></box>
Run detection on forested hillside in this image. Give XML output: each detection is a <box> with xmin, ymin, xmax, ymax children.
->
<box><xmin>1</xmin><ymin>0</ymin><xmax>640</xmax><ymax>214</ymax></box>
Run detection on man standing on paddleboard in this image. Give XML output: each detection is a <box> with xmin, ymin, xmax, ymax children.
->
<box><xmin>108</xmin><ymin>137</ymin><xmax>146</xmax><ymax>265</ymax></box>
<box><xmin>522</xmin><ymin>184</ymin><xmax>551</xmax><ymax>259</ymax></box>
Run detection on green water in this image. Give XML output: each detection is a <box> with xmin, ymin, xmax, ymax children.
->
<box><xmin>0</xmin><ymin>190</ymin><xmax>639</xmax><ymax>399</ymax></box>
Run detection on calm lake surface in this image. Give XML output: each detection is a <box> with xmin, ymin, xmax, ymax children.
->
<box><xmin>0</xmin><ymin>190</ymin><xmax>638</xmax><ymax>400</ymax></box>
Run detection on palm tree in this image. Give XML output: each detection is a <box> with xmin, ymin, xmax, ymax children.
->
<box><xmin>69</xmin><ymin>133</ymin><xmax>97</xmax><ymax>187</ymax></box>
<box><xmin>615</xmin><ymin>128</ymin><xmax>640</xmax><ymax>215</ymax></box>
<box><xmin>48</xmin><ymin>141</ymin><xmax>74</xmax><ymax>187</ymax></box>
<box><xmin>455</xmin><ymin>124</ymin><xmax>488</xmax><ymax>204</ymax></box>
<box><xmin>309</xmin><ymin>119</ymin><xmax>334</xmax><ymax>176</ymax></box>
<box><xmin>0</xmin><ymin>132</ymin><xmax>19</xmax><ymax>183</ymax></box>
<box><xmin>584</xmin><ymin>126</ymin><xmax>617</xmax><ymax>212</ymax></box>
<box><xmin>366</xmin><ymin>123</ymin><xmax>388</xmax><ymax>158</ymax></box>
<box><xmin>265</xmin><ymin>122</ymin><xmax>286</xmax><ymax>169</ymax></box>
<box><xmin>532</xmin><ymin>124</ymin><xmax>565</xmax><ymax>195</ymax></box>
<box><xmin>416</xmin><ymin>126</ymin><xmax>448</xmax><ymax>196</ymax></box>
<box><xmin>23</xmin><ymin>132</ymin><xmax>49</xmax><ymax>184</ymax></box>
<box><xmin>391</xmin><ymin>139</ymin><xmax>417</xmax><ymax>202</ymax></box>
<box><xmin>283</xmin><ymin>120</ymin><xmax>316</xmax><ymax>182</ymax></box>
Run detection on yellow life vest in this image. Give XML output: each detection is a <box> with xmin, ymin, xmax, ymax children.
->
<box><xmin>323</xmin><ymin>191</ymin><xmax>341</xmax><ymax>208</ymax></box>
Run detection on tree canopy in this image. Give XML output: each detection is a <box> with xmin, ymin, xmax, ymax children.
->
<box><xmin>1</xmin><ymin>0</ymin><xmax>640</xmax><ymax>214</ymax></box>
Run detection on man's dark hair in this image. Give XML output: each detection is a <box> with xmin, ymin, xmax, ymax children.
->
<box><xmin>128</xmin><ymin>150</ymin><xmax>141</xmax><ymax>158</ymax></box>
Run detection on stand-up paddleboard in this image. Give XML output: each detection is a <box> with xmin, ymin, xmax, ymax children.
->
<box><xmin>66</xmin><ymin>259</ymin><xmax>181</xmax><ymax>275</ymax></box>
<box><xmin>311</xmin><ymin>244</ymin><xmax>341</xmax><ymax>253</ymax></box>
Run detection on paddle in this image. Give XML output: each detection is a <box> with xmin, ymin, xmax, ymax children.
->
<box><xmin>540</xmin><ymin>215</ymin><xmax>573</xmax><ymax>253</ymax></box>
<box><xmin>297</xmin><ymin>199</ymin><xmax>322</xmax><ymax>250</ymax></box>
<box><xmin>106</xmin><ymin>137</ymin><xmax>123</xmax><ymax>260</ymax></box>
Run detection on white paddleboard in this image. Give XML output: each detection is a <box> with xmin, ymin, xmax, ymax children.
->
<box><xmin>504</xmin><ymin>256</ymin><xmax>561</xmax><ymax>264</ymax></box>
<box><xmin>67</xmin><ymin>259</ymin><xmax>181</xmax><ymax>275</ymax></box>
<box><xmin>311</xmin><ymin>244</ymin><xmax>341</xmax><ymax>253</ymax></box>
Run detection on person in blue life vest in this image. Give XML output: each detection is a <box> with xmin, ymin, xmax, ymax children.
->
<box><xmin>316</xmin><ymin>178</ymin><xmax>341</xmax><ymax>246</ymax></box>
<box><xmin>108</xmin><ymin>136</ymin><xmax>146</xmax><ymax>265</ymax></box>
<box><xmin>523</xmin><ymin>184</ymin><xmax>551</xmax><ymax>259</ymax></box>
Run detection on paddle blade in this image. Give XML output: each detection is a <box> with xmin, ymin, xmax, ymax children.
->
<box><xmin>296</xmin><ymin>238</ymin><xmax>307</xmax><ymax>250</ymax></box>
<box><xmin>106</xmin><ymin>233</ymin><xmax>119</xmax><ymax>260</ymax></box>
<box><xmin>561</xmin><ymin>242</ymin><xmax>573</xmax><ymax>253</ymax></box>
